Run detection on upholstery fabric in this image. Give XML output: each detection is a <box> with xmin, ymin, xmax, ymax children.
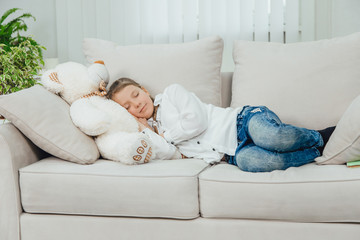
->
<box><xmin>199</xmin><ymin>162</ymin><xmax>360</xmax><ymax>222</ymax></box>
<box><xmin>83</xmin><ymin>36</ymin><xmax>224</xmax><ymax>106</ymax></box>
<box><xmin>231</xmin><ymin>32</ymin><xmax>360</xmax><ymax>130</ymax></box>
<box><xmin>21</xmin><ymin>213</ymin><xmax>360</xmax><ymax>240</ymax></box>
<box><xmin>316</xmin><ymin>95</ymin><xmax>360</xmax><ymax>165</ymax></box>
<box><xmin>19</xmin><ymin>158</ymin><xmax>208</xmax><ymax>219</ymax></box>
<box><xmin>0</xmin><ymin>124</ymin><xmax>42</xmax><ymax>240</ymax></box>
<box><xmin>220</xmin><ymin>72</ymin><xmax>233</xmax><ymax>108</ymax></box>
<box><xmin>0</xmin><ymin>86</ymin><xmax>99</xmax><ymax>164</ymax></box>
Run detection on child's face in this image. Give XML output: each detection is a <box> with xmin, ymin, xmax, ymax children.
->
<box><xmin>111</xmin><ymin>85</ymin><xmax>154</xmax><ymax>119</ymax></box>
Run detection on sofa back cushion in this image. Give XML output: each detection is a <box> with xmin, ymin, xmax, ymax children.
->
<box><xmin>83</xmin><ymin>36</ymin><xmax>224</xmax><ymax>106</ymax></box>
<box><xmin>220</xmin><ymin>72</ymin><xmax>233</xmax><ymax>108</ymax></box>
<box><xmin>231</xmin><ymin>32</ymin><xmax>360</xmax><ymax>130</ymax></box>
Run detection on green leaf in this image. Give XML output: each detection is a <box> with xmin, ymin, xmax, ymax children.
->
<box><xmin>0</xmin><ymin>38</ymin><xmax>44</xmax><ymax>94</ymax></box>
<box><xmin>0</xmin><ymin>8</ymin><xmax>21</xmax><ymax>25</ymax></box>
<box><xmin>0</xmin><ymin>8</ymin><xmax>38</xmax><ymax>50</ymax></box>
<box><xmin>5</xmin><ymin>85</ymin><xmax>10</xmax><ymax>94</ymax></box>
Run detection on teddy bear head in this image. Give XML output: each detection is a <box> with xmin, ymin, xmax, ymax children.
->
<box><xmin>41</xmin><ymin>61</ymin><xmax>109</xmax><ymax>104</ymax></box>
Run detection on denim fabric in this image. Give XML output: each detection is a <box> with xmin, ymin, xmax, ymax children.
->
<box><xmin>227</xmin><ymin>106</ymin><xmax>323</xmax><ymax>172</ymax></box>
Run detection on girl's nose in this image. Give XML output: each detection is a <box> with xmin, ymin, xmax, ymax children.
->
<box><xmin>134</xmin><ymin>101</ymin><xmax>141</xmax><ymax>109</ymax></box>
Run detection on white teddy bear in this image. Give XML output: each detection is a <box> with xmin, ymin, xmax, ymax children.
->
<box><xmin>41</xmin><ymin>61</ymin><xmax>153</xmax><ymax>164</ymax></box>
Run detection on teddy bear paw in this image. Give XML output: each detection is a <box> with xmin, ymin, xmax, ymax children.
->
<box><xmin>131</xmin><ymin>138</ymin><xmax>152</xmax><ymax>164</ymax></box>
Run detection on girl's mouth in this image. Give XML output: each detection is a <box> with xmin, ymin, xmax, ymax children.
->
<box><xmin>140</xmin><ymin>104</ymin><xmax>146</xmax><ymax>114</ymax></box>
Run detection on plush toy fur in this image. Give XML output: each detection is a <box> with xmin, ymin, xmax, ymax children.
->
<box><xmin>41</xmin><ymin>61</ymin><xmax>153</xmax><ymax>164</ymax></box>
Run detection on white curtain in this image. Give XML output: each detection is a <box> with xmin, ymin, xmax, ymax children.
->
<box><xmin>55</xmin><ymin>0</ymin><xmax>317</xmax><ymax>70</ymax></box>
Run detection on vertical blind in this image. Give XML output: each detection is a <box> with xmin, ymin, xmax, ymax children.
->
<box><xmin>55</xmin><ymin>0</ymin><xmax>317</xmax><ymax>70</ymax></box>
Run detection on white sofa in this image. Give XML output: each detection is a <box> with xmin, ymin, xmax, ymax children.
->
<box><xmin>1</xmin><ymin>34</ymin><xmax>360</xmax><ymax>240</ymax></box>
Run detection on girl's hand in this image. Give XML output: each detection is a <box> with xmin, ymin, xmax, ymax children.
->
<box><xmin>137</xmin><ymin>117</ymin><xmax>152</xmax><ymax>131</ymax></box>
<box><xmin>137</xmin><ymin>117</ymin><xmax>148</xmax><ymax>126</ymax></box>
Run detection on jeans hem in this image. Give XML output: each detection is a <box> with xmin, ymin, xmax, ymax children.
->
<box><xmin>313</xmin><ymin>130</ymin><xmax>324</xmax><ymax>149</ymax></box>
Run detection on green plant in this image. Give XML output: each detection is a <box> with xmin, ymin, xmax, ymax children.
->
<box><xmin>0</xmin><ymin>8</ymin><xmax>45</xmax><ymax>95</ymax></box>
<box><xmin>0</xmin><ymin>8</ymin><xmax>42</xmax><ymax>53</ymax></box>
<box><xmin>0</xmin><ymin>40</ymin><xmax>44</xmax><ymax>94</ymax></box>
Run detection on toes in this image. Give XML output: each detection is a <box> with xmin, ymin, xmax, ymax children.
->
<box><xmin>132</xmin><ymin>139</ymin><xmax>152</xmax><ymax>164</ymax></box>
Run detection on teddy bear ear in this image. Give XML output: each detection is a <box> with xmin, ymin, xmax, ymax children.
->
<box><xmin>41</xmin><ymin>70</ymin><xmax>64</xmax><ymax>94</ymax></box>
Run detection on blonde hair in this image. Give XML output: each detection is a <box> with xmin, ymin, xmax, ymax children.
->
<box><xmin>107</xmin><ymin>78</ymin><xmax>142</xmax><ymax>100</ymax></box>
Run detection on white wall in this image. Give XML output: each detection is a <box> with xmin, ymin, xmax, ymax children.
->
<box><xmin>1</xmin><ymin>0</ymin><xmax>360</xmax><ymax>68</ymax></box>
<box><xmin>0</xmin><ymin>0</ymin><xmax>57</xmax><ymax>58</ymax></box>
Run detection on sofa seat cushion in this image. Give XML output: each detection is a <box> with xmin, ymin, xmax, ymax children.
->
<box><xmin>20</xmin><ymin>157</ymin><xmax>208</xmax><ymax>219</ymax></box>
<box><xmin>199</xmin><ymin>162</ymin><xmax>360</xmax><ymax>222</ymax></box>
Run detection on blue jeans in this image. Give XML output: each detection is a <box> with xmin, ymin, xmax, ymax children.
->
<box><xmin>227</xmin><ymin>106</ymin><xmax>323</xmax><ymax>172</ymax></box>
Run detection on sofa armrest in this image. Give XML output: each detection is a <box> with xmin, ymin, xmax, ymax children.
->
<box><xmin>0</xmin><ymin>123</ymin><xmax>44</xmax><ymax>240</ymax></box>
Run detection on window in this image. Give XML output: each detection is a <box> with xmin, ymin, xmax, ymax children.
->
<box><xmin>56</xmin><ymin>0</ymin><xmax>323</xmax><ymax>70</ymax></box>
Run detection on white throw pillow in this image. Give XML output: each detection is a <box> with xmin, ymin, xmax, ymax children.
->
<box><xmin>0</xmin><ymin>86</ymin><xmax>100</xmax><ymax>164</ymax></box>
<box><xmin>316</xmin><ymin>95</ymin><xmax>360</xmax><ymax>165</ymax></box>
<box><xmin>83</xmin><ymin>36</ymin><xmax>223</xmax><ymax>106</ymax></box>
<box><xmin>231</xmin><ymin>32</ymin><xmax>360</xmax><ymax>130</ymax></box>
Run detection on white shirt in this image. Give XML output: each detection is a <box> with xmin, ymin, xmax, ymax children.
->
<box><xmin>143</xmin><ymin>84</ymin><xmax>241</xmax><ymax>164</ymax></box>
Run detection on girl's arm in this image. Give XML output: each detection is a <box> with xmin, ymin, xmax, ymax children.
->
<box><xmin>162</xmin><ymin>84</ymin><xmax>208</xmax><ymax>144</ymax></box>
<box><xmin>142</xmin><ymin>128</ymin><xmax>182</xmax><ymax>159</ymax></box>
<box><xmin>137</xmin><ymin>116</ymin><xmax>182</xmax><ymax>159</ymax></box>
<box><xmin>137</xmin><ymin>117</ymin><xmax>153</xmax><ymax>131</ymax></box>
